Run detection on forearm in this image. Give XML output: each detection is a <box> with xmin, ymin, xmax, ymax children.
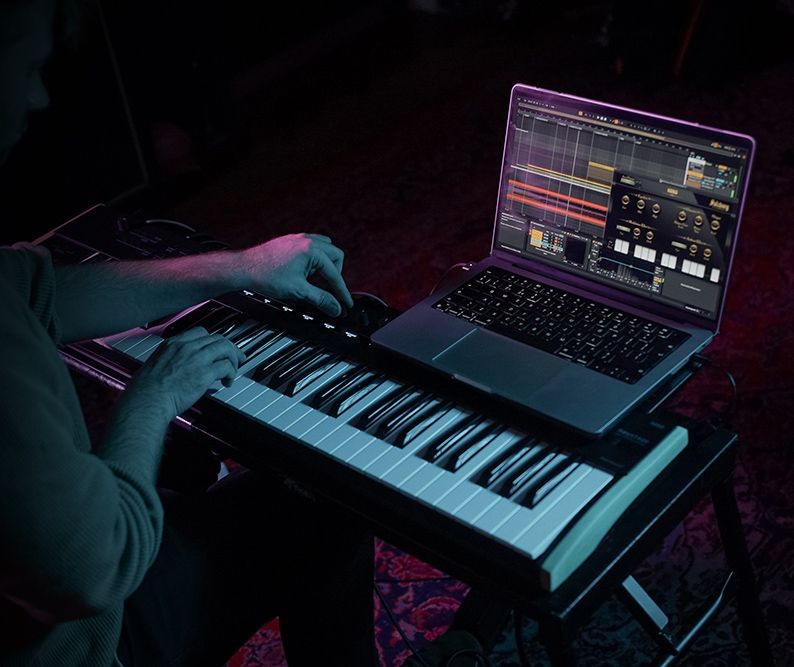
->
<box><xmin>54</xmin><ymin>250</ymin><xmax>249</xmax><ymax>342</ymax></box>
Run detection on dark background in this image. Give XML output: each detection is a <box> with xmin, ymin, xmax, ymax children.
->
<box><xmin>3</xmin><ymin>0</ymin><xmax>793</xmax><ymax>253</ymax></box>
<box><xmin>4</xmin><ymin>1</ymin><xmax>793</xmax><ymax>664</ymax></box>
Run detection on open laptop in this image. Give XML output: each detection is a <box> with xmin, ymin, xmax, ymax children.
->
<box><xmin>372</xmin><ymin>84</ymin><xmax>755</xmax><ymax>437</ymax></box>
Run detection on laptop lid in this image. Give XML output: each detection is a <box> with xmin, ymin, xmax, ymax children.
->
<box><xmin>490</xmin><ymin>84</ymin><xmax>756</xmax><ymax>333</ymax></box>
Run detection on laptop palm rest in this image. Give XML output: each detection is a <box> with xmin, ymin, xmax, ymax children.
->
<box><xmin>433</xmin><ymin>329</ymin><xmax>565</xmax><ymax>401</ymax></box>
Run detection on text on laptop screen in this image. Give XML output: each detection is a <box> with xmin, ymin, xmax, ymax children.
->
<box><xmin>494</xmin><ymin>92</ymin><xmax>752</xmax><ymax>321</ymax></box>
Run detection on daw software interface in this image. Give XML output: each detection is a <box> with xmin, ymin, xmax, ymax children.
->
<box><xmin>494</xmin><ymin>93</ymin><xmax>751</xmax><ymax>321</ymax></box>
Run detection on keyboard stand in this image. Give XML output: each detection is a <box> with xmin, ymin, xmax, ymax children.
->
<box><xmin>453</xmin><ymin>426</ymin><xmax>773</xmax><ymax>665</ymax></box>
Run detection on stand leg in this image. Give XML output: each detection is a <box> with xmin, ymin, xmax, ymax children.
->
<box><xmin>538</xmin><ymin>617</ymin><xmax>576</xmax><ymax>667</ymax></box>
<box><xmin>450</xmin><ymin>587</ymin><xmax>512</xmax><ymax>653</ymax></box>
<box><xmin>711</xmin><ymin>476</ymin><xmax>774</xmax><ymax>665</ymax></box>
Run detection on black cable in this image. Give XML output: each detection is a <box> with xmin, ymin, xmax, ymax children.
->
<box><xmin>143</xmin><ymin>218</ymin><xmax>197</xmax><ymax>232</ymax></box>
<box><xmin>513</xmin><ymin>610</ymin><xmax>532</xmax><ymax>667</ymax></box>
<box><xmin>443</xmin><ymin>648</ymin><xmax>492</xmax><ymax>667</ymax></box>
<box><xmin>374</xmin><ymin>582</ymin><xmax>431</xmax><ymax>667</ymax></box>
<box><xmin>691</xmin><ymin>353</ymin><xmax>738</xmax><ymax>427</ymax></box>
<box><xmin>351</xmin><ymin>291</ymin><xmax>390</xmax><ymax>308</ymax></box>
<box><xmin>429</xmin><ymin>262</ymin><xmax>474</xmax><ymax>296</ymax></box>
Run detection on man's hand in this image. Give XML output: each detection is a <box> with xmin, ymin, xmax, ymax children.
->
<box><xmin>125</xmin><ymin>327</ymin><xmax>246</xmax><ymax>422</ymax></box>
<box><xmin>238</xmin><ymin>233</ymin><xmax>354</xmax><ymax>316</ymax></box>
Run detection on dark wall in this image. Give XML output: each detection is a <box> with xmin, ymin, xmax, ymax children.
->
<box><xmin>1</xmin><ymin>0</ymin><xmax>791</xmax><ymax>244</ymax></box>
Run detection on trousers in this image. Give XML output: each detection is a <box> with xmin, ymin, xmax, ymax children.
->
<box><xmin>116</xmin><ymin>467</ymin><xmax>377</xmax><ymax>666</ymax></box>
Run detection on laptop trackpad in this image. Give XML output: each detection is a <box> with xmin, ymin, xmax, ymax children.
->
<box><xmin>433</xmin><ymin>329</ymin><xmax>564</xmax><ymax>400</ymax></box>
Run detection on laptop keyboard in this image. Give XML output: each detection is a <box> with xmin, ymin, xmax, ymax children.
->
<box><xmin>432</xmin><ymin>267</ymin><xmax>690</xmax><ymax>384</ymax></box>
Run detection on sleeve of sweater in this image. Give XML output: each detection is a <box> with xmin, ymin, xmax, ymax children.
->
<box><xmin>0</xmin><ymin>246</ymin><xmax>164</xmax><ymax>622</ymax></box>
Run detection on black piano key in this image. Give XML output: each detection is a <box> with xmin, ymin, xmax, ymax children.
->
<box><xmin>207</xmin><ymin>312</ymin><xmax>248</xmax><ymax>337</ymax></box>
<box><xmin>250</xmin><ymin>341</ymin><xmax>310</xmax><ymax>383</ymax></box>
<box><xmin>516</xmin><ymin>458</ymin><xmax>579</xmax><ymax>509</ymax></box>
<box><xmin>351</xmin><ymin>385</ymin><xmax>416</xmax><ymax>432</ymax></box>
<box><xmin>309</xmin><ymin>367</ymin><xmax>384</xmax><ymax>417</ymax></box>
<box><xmin>285</xmin><ymin>356</ymin><xmax>342</xmax><ymax>397</ymax></box>
<box><xmin>473</xmin><ymin>438</ymin><xmax>537</xmax><ymax>489</ymax></box>
<box><xmin>499</xmin><ymin>450</ymin><xmax>556</xmax><ymax>495</ymax></box>
<box><xmin>229</xmin><ymin>321</ymin><xmax>265</xmax><ymax>346</ymax></box>
<box><xmin>494</xmin><ymin>449</ymin><xmax>557</xmax><ymax>499</ymax></box>
<box><xmin>418</xmin><ymin>414</ymin><xmax>485</xmax><ymax>465</ymax></box>
<box><xmin>239</xmin><ymin>329</ymin><xmax>284</xmax><ymax>356</ymax></box>
<box><xmin>270</xmin><ymin>349</ymin><xmax>334</xmax><ymax>394</ymax></box>
<box><xmin>374</xmin><ymin>393</ymin><xmax>439</xmax><ymax>441</ymax></box>
<box><xmin>384</xmin><ymin>399</ymin><xmax>452</xmax><ymax>448</ymax></box>
<box><xmin>330</xmin><ymin>375</ymin><xmax>387</xmax><ymax>417</ymax></box>
<box><xmin>306</xmin><ymin>366</ymin><xmax>367</xmax><ymax>410</ymax></box>
<box><xmin>445</xmin><ymin>422</ymin><xmax>504</xmax><ymax>472</ymax></box>
<box><xmin>182</xmin><ymin>306</ymin><xmax>241</xmax><ymax>336</ymax></box>
<box><xmin>161</xmin><ymin>302</ymin><xmax>227</xmax><ymax>337</ymax></box>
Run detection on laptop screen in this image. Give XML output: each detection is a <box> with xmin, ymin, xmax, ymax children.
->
<box><xmin>492</xmin><ymin>85</ymin><xmax>754</xmax><ymax>325</ymax></box>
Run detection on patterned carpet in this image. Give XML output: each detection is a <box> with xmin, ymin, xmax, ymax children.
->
<box><xmin>75</xmin><ymin>6</ymin><xmax>794</xmax><ymax>666</ymax></box>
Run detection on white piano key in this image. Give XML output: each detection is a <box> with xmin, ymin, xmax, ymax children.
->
<box><xmin>333</xmin><ymin>433</ymin><xmax>386</xmax><ymax>463</ymax></box>
<box><xmin>415</xmin><ymin>468</ymin><xmax>460</xmax><ymax>505</ymax></box>
<box><xmin>396</xmin><ymin>461</ymin><xmax>447</xmax><ymax>496</ymax></box>
<box><xmin>120</xmin><ymin>334</ymin><xmax>160</xmax><ymax>358</ymax></box>
<box><xmin>358</xmin><ymin>443</ymin><xmax>412</xmax><ymax>477</ymax></box>
<box><xmin>433</xmin><ymin>481</ymin><xmax>494</xmax><ymax>517</ymax></box>
<box><xmin>513</xmin><ymin>467</ymin><xmax>613</xmax><ymax>558</ymax></box>
<box><xmin>467</xmin><ymin>495</ymin><xmax>524</xmax><ymax>533</ymax></box>
<box><xmin>420</xmin><ymin>478</ymin><xmax>481</xmax><ymax>513</ymax></box>
<box><xmin>133</xmin><ymin>337</ymin><xmax>164</xmax><ymax>361</ymax></box>
<box><xmin>252</xmin><ymin>394</ymin><xmax>298</xmax><ymax>422</ymax></box>
<box><xmin>282</xmin><ymin>409</ymin><xmax>329</xmax><ymax>439</ymax></box>
<box><xmin>380</xmin><ymin>456</ymin><xmax>429</xmax><ymax>487</ymax></box>
<box><xmin>224</xmin><ymin>382</ymin><xmax>270</xmax><ymax>410</ymax></box>
<box><xmin>239</xmin><ymin>387</ymin><xmax>282</xmax><ymax>415</ymax></box>
<box><xmin>291</xmin><ymin>413</ymin><xmax>339</xmax><ymax>445</ymax></box>
<box><xmin>361</xmin><ymin>443</ymin><xmax>417</xmax><ymax>478</ymax></box>
<box><xmin>267</xmin><ymin>402</ymin><xmax>317</xmax><ymax>431</ymax></box>
<box><xmin>452</xmin><ymin>486</ymin><xmax>504</xmax><ymax>524</ymax></box>
<box><xmin>313</xmin><ymin>424</ymin><xmax>363</xmax><ymax>455</ymax></box>
<box><xmin>111</xmin><ymin>332</ymin><xmax>153</xmax><ymax>354</ymax></box>
<box><xmin>491</xmin><ymin>464</ymin><xmax>594</xmax><ymax>545</ymax></box>
<box><xmin>211</xmin><ymin>376</ymin><xmax>255</xmax><ymax>403</ymax></box>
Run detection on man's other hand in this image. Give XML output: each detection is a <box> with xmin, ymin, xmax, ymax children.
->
<box><xmin>127</xmin><ymin>327</ymin><xmax>246</xmax><ymax>421</ymax></box>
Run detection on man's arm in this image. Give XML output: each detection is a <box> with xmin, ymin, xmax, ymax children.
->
<box><xmin>54</xmin><ymin>233</ymin><xmax>354</xmax><ymax>343</ymax></box>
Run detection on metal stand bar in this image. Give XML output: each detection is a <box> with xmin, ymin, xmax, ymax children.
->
<box><xmin>711</xmin><ymin>477</ymin><xmax>774</xmax><ymax>665</ymax></box>
<box><xmin>618</xmin><ymin>576</ymin><xmax>676</xmax><ymax>654</ymax></box>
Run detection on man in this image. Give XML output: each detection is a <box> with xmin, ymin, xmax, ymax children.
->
<box><xmin>1</xmin><ymin>1</ymin><xmax>376</xmax><ymax>665</ymax></box>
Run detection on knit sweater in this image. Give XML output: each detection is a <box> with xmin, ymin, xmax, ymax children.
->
<box><xmin>0</xmin><ymin>245</ymin><xmax>164</xmax><ymax>666</ymax></box>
